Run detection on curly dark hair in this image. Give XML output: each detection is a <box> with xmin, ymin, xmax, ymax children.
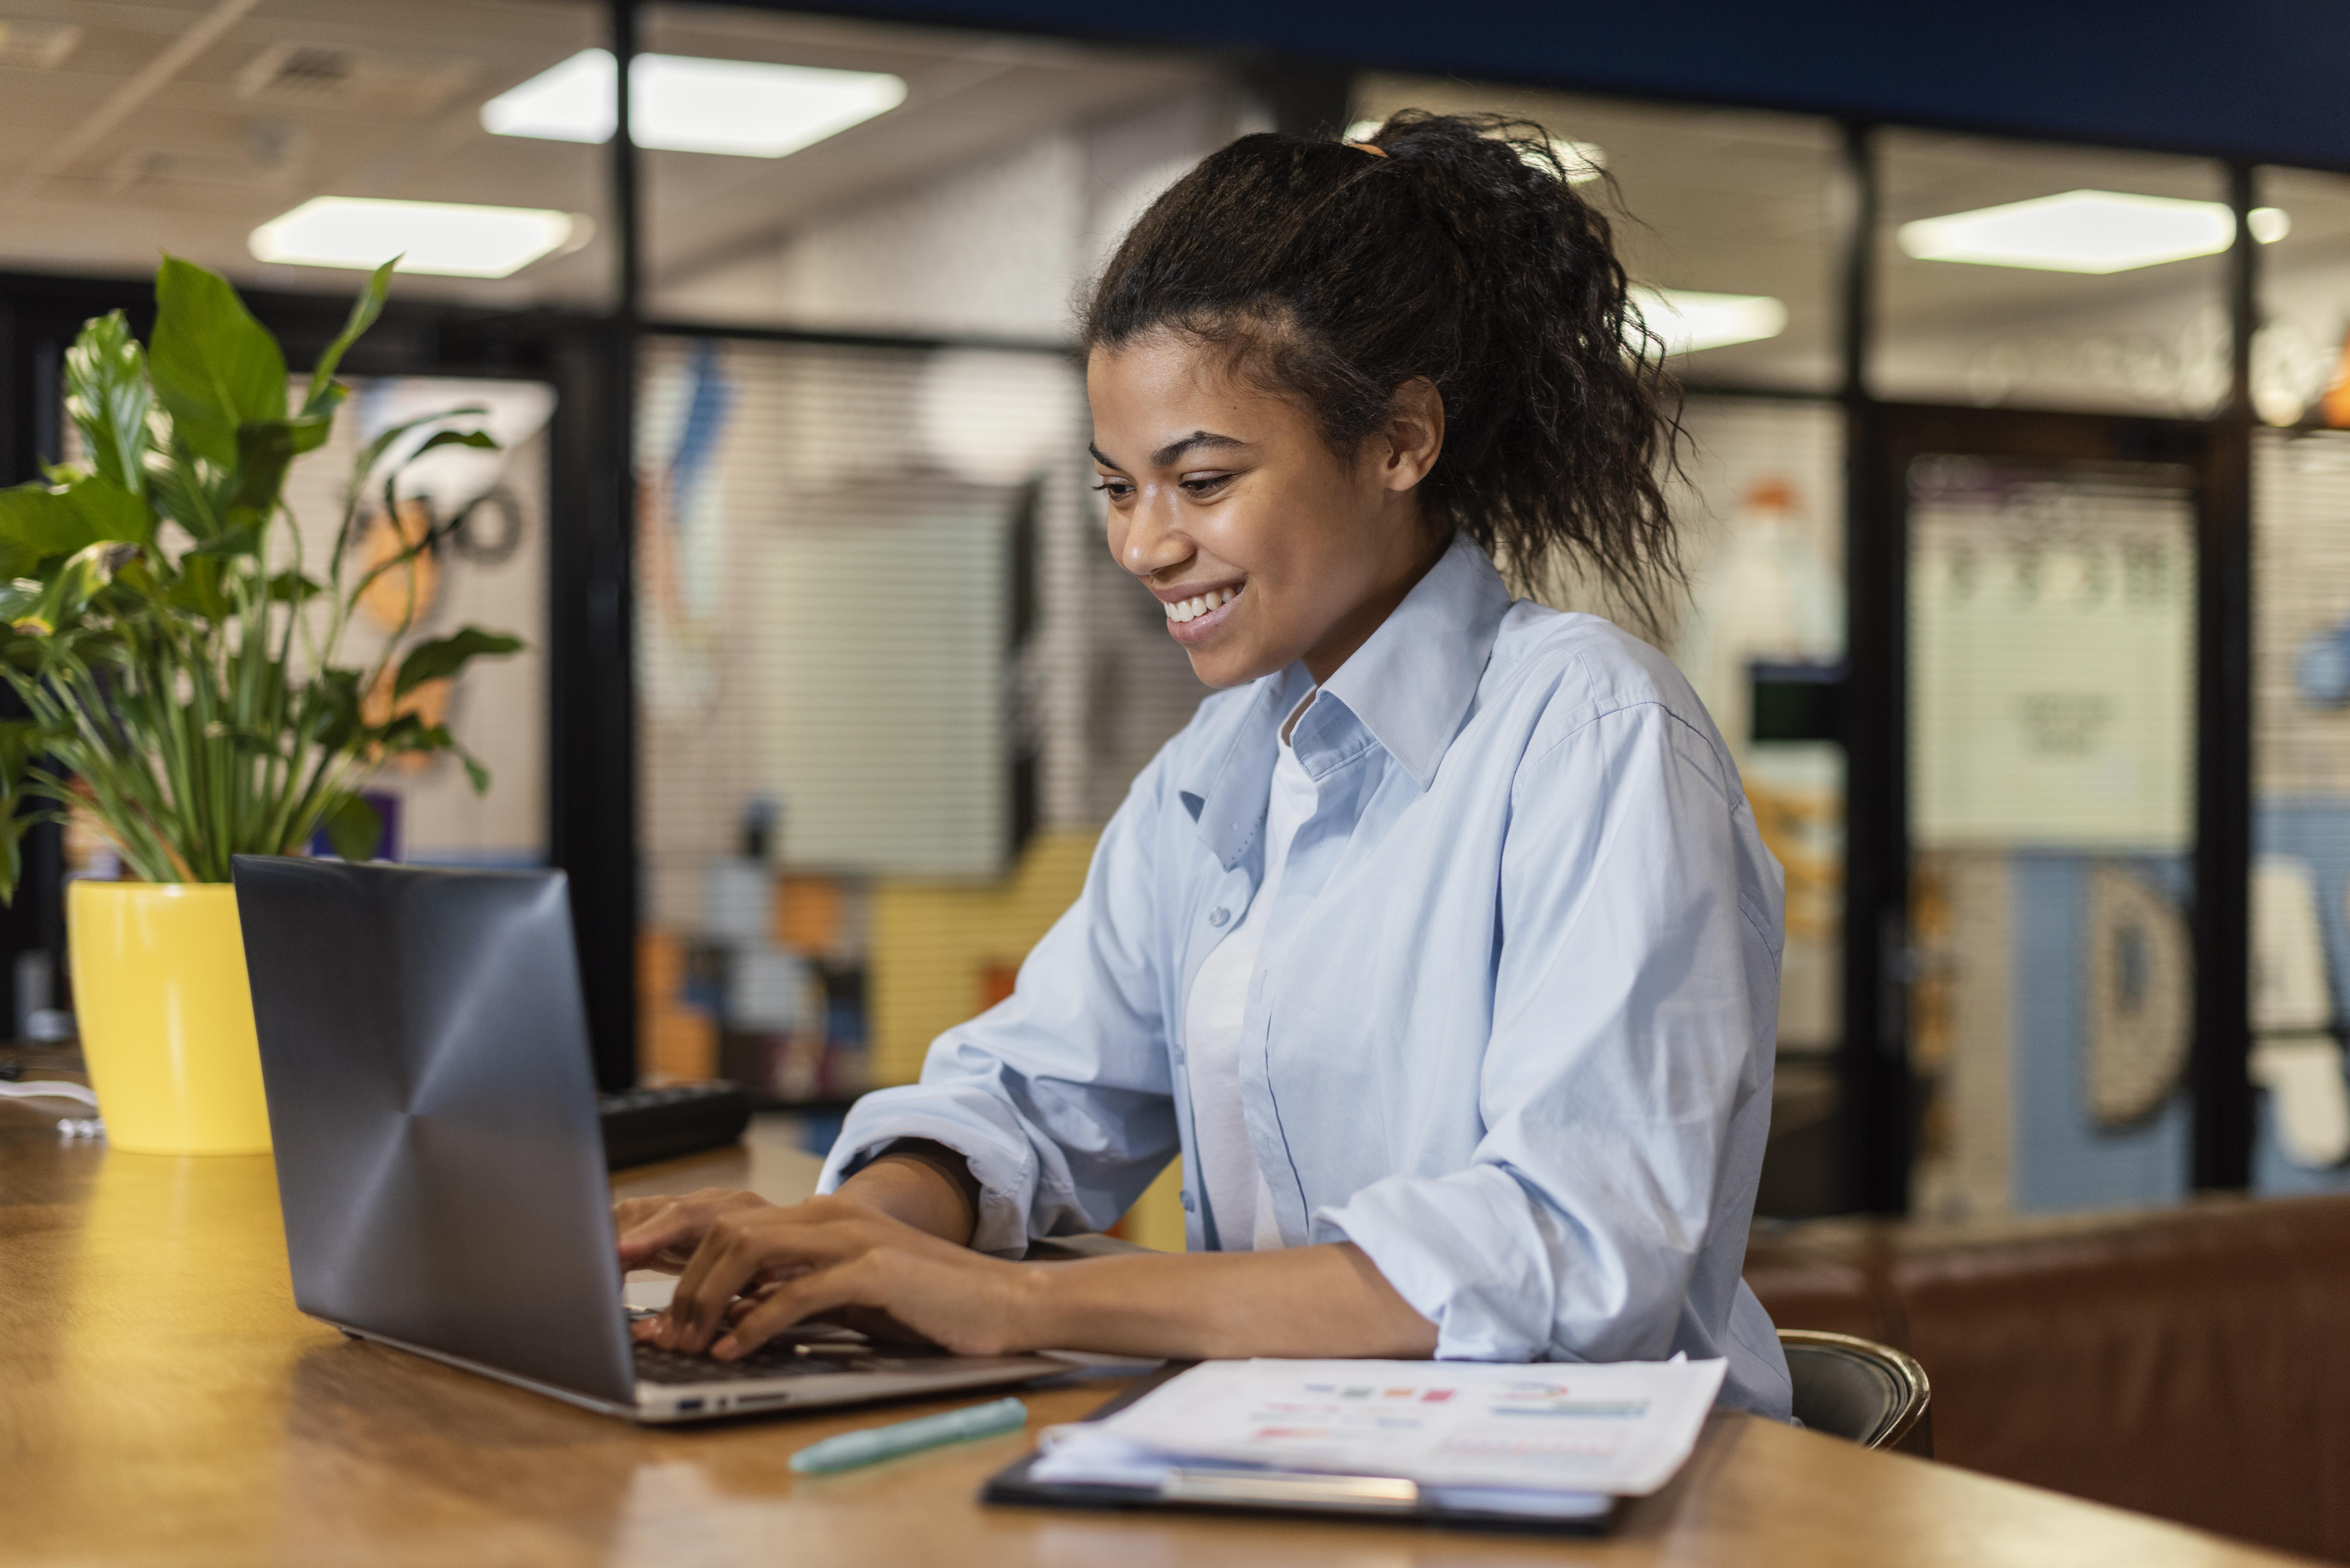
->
<box><xmin>1083</xmin><ymin>109</ymin><xmax>1684</xmax><ymax>631</ymax></box>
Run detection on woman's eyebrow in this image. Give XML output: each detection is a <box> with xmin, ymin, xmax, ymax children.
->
<box><xmin>1088</xmin><ymin>432</ymin><xmax>1248</xmax><ymax>471</ymax></box>
<box><xmin>1150</xmin><ymin>430</ymin><xmax>1246</xmax><ymax>467</ymax></box>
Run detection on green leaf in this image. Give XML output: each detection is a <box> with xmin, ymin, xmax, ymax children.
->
<box><xmin>224</xmin><ymin>416</ymin><xmax>327</xmax><ymax>529</ymax></box>
<box><xmin>393</xmin><ymin>625</ymin><xmax>522</xmax><ymax>699</ymax></box>
<box><xmin>11</xmin><ymin>542</ymin><xmax>131</xmax><ymax>635</ymax></box>
<box><xmin>0</xmin><ymin>584</ymin><xmax>42</xmax><ymax>638</ymax></box>
<box><xmin>146</xmin><ymin>441</ymin><xmax>225</xmax><ymax>540</ymax></box>
<box><xmin>267</xmin><ymin>570</ymin><xmax>323</xmax><ymax>604</ymax></box>
<box><xmin>0</xmin><ymin>717</ymin><xmax>65</xmax><ymax>776</ymax></box>
<box><xmin>187</xmin><ymin>523</ymin><xmax>263</xmax><ymax>559</ymax></box>
<box><xmin>0</xmin><ymin>472</ymin><xmax>152</xmax><ymax>562</ymax></box>
<box><xmin>321</xmin><ymin>792</ymin><xmax>383</xmax><ymax>863</ymax></box>
<box><xmin>64</xmin><ymin>311</ymin><xmax>151</xmax><ymax>498</ymax></box>
<box><xmin>348</xmin><ymin>406</ymin><xmax>489</xmax><ymax>499</ymax></box>
<box><xmin>60</xmin><ymin>473</ymin><xmax>153</xmax><ymax>548</ymax></box>
<box><xmin>306</xmin><ymin>667</ymin><xmax>366</xmax><ymax>752</ymax></box>
<box><xmin>369</xmin><ymin>714</ymin><xmax>441</xmax><ymax>752</ymax></box>
<box><xmin>0</xmin><ymin>485</ymin><xmax>94</xmax><ymax>558</ymax></box>
<box><xmin>304</xmin><ymin>260</ymin><xmax>393</xmax><ymax>416</ymax></box>
<box><xmin>405</xmin><ymin>427</ymin><xmax>499</xmax><ymax>460</ymax></box>
<box><xmin>168</xmin><ymin>551</ymin><xmax>232</xmax><ymax>622</ymax></box>
<box><xmin>0</xmin><ymin>808</ymin><xmax>29</xmax><ymax>906</ymax></box>
<box><xmin>148</xmin><ymin>255</ymin><xmax>287</xmax><ymax>469</ymax></box>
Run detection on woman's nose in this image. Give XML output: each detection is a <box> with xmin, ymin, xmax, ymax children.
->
<box><xmin>1119</xmin><ymin>498</ymin><xmax>1192</xmax><ymax>578</ymax></box>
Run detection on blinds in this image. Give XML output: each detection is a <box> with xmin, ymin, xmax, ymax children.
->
<box><xmin>637</xmin><ymin>335</ymin><xmax>1086</xmax><ymax>906</ymax></box>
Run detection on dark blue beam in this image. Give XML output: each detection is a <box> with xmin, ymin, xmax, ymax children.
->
<box><xmin>799</xmin><ymin>0</ymin><xmax>2350</xmax><ymax>170</ymax></box>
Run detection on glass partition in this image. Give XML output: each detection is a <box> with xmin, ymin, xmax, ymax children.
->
<box><xmin>2249</xmin><ymin>168</ymin><xmax>2350</xmax><ymax>429</ymax></box>
<box><xmin>2247</xmin><ymin>168</ymin><xmax>2350</xmax><ymax>1193</ymax></box>
<box><xmin>0</xmin><ymin>0</ymin><xmax>613</xmax><ymax>308</ymax></box>
<box><xmin>1353</xmin><ymin>76</ymin><xmax>1842</xmax><ymax>393</ymax></box>
<box><xmin>1668</xmin><ymin>397</ymin><xmax>1848</xmax><ymax>1215</ymax></box>
<box><xmin>632</xmin><ymin>334</ymin><xmax>1213</xmax><ymax>1118</ymax></box>
<box><xmin>1906</xmin><ymin>457</ymin><xmax>2198</xmax><ymax>1219</ymax></box>
<box><xmin>2251</xmin><ymin>426</ymin><xmax>2350</xmax><ymax>1193</ymax></box>
<box><xmin>1874</xmin><ymin>130</ymin><xmax>2229</xmax><ymax>415</ymax></box>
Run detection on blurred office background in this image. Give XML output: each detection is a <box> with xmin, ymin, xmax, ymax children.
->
<box><xmin>8</xmin><ymin>0</ymin><xmax>2350</xmax><ymax>1238</ymax></box>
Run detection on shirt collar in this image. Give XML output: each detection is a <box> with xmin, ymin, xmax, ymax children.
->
<box><xmin>1177</xmin><ymin>534</ymin><xmax>1512</xmax><ymax>866</ymax></box>
<box><xmin>1309</xmin><ymin>533</ymin><xmax>1513</xmax><ymax>789</ymax></box>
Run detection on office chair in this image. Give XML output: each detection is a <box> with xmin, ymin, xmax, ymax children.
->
<box><xmin>1780</xmin><ymin>1329</ymin><xmax>1932</xmax><ymax>1457</ymax></box>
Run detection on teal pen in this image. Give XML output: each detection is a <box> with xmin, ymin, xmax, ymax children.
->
<box><xmin>789</xmin><ymin>1396</ymin><xmax>1029</xmax><ymax>1474</ymax></box>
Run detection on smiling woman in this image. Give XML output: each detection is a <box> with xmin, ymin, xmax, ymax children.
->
<box><xmin>1085</xmin><ymin>360</ymin><xmax>1447</xmax><ymax>687</ymax></box>
<box><xmin>621</xmin><ymin>112</ymin><xmax>1794</xmax><ymax>1418</ymax></box>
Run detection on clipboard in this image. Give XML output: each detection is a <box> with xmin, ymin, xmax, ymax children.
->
<box><xmin>980</xmin><ymin>1362</ymin><xmax>1621</xmax><ymax>1536</ymax></box>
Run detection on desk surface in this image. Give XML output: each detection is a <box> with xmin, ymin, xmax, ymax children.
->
<box><xmin>0</xmin><ymin>1091</ymin><xmax>2315</xmax><ymax>1568</ymax></box>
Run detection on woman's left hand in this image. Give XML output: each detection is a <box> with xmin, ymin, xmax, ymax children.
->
<box><xmin>634</xmin><ymin>1193</ymin><xmax>1045</xmax><ymax>1361</ymax></box>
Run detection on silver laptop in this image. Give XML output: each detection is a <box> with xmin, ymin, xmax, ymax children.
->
<box><xmin>231</xmin><ymin>855</ymin><xmax>1068</xmax><ymax>1422</ymax></box>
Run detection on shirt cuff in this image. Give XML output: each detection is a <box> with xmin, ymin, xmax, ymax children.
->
<box><xmin>818</xmin><ymin>1088</ymin><xmax>1039</xmax><ymax>1257</ymax></box>
<box><xmin>1314</xmin><ymin>1167</ymin><xmax>1561</xmax><ymax>1361</ymax></box>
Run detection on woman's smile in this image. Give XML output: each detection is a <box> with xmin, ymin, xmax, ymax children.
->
<box><xmin>1159</xmin><ymin>582</ymin><xmax>1243</xmax><ymax>643</ymax></box>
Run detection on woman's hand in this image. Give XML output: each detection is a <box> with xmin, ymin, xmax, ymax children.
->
<box><xmin>630</xmin><ymin>1193</ymin><xmax>1043</xmax><ymax>1360</ymax></box>
<box><xmin>614</xmin><ymin>1162</ymin><xmax>1438</xmax><ymax>1365</ymax></box>
<box><xmin>614</xmin><ymin>1187</ymin><xmax>776</xmax><ymax>1274</ymax></box>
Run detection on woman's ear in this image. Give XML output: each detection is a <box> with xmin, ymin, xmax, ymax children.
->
<box><xmin>1378</xmin><ymin>378</ymin><xmax>1446</xmax><ymax>492</ymax></box>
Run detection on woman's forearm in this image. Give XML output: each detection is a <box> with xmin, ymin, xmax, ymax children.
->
<box><xmin>1015</xmin><ymin>1241</ymin><xmax>1440</xmax><ymax>1360</ymax></box>
<box><xmin>834</xmin><ymin>1151</ymin><xmax>978</xmax><ymax>1245</ymax></box>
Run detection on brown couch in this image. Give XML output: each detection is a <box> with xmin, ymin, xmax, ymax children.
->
<box><xmin>1744</xmin><ymin>1192</ymin><xmax>2350</xmax><ymax>1561</ymax></box>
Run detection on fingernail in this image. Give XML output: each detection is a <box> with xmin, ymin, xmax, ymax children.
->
<box><xmin>712</xmin><ymin>1336</ymin><xmax>737</xmax><ymax>1360</ymax></box>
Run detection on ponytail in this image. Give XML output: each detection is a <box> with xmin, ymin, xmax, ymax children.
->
<box><xmin>1084</xmin><ymin>109</ymin><xmax>1684</xmax><ymax>631</ymax></box>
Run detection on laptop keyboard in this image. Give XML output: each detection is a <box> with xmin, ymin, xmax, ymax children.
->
<box><xmin>631</xmin><ymin>1332</ymin><xmax>957</xmax><ymax>1385</ymax></box>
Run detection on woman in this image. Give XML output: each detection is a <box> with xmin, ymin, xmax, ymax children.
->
<box><xmin>618</xmin><ymin>111</ymin><xmax>1791</xmax><ymax>1417</ymax></box>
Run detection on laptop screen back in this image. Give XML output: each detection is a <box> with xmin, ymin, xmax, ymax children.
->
<box><xmin>231</xmin><ymin>857</ymin><xmax>635</xmax><ymax>1404</ymax></box>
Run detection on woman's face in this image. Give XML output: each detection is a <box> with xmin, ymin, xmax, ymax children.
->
<box><xmin>1087</xmin><ymin>332</ymin><xmax>1446</xmax><ymax>690</ymax></box>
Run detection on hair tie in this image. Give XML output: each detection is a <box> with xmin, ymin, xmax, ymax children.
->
<box><xmin>1346</xmin><ymin>140</ymin><xmax>1389</xmax><ymax>158</ymax></box>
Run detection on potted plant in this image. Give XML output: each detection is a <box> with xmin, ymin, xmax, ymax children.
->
<box><xmin>0</xmin><ymin>256</ymin><xmax>520</xmax><ymax>1154</ymax></box>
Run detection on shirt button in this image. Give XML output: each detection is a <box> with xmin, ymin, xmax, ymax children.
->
<box><xmin>1208</xmin><ymin>907</ymin><xmax>1230</xmax><ymax>927</ymax></box>
<box><xmin>1180</xmin><ymin>1191</ymin><xmax>1197</xmax><ymax>1213</ymax></box>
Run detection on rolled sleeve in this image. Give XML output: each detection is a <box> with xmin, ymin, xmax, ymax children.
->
<box><xmin>822</xmin><ymin>1090</ymin><xmax>1046</xmax><ymax>1257</ymax></box>
<box><xmin>1318</xmin><ymin>1165</ymin><xmax>1570</xmax><ymax>1360</ymax></box>
<box><xmin>816</xmin><ymin>754</ymin><xmax>1185</xmax><ymax>1253</ymax></box>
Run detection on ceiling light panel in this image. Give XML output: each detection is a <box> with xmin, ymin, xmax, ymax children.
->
<box><xmin>250</xmin><ymin>197</ymin><xmax>579</xmax><ymax>279</ymax></box>
<box><xmin>1632</xmin><ymin>287</ymin><xmax>1788</xmax><ymax>355</ymax></box>
<box><xmin>1898</xmin><ymin>189</ymin><xmax>2289</xmax><ymax>274</ymax></box>
<box><xmin>482</xmin><ymin>49</ymin><xmax>906</xmax><ymax>158</ymax></box>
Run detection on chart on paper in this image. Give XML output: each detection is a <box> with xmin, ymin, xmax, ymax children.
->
<box><xmin>1035</xmin><ymin>1357</ymin><xmax>1726</xmax><ymax>1498</ymax></box>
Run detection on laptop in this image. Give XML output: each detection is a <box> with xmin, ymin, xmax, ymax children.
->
<box><xmin>231</xmin><ymin>855</ymin><xmax>1071</xmax><ymax>1422</ymax></box>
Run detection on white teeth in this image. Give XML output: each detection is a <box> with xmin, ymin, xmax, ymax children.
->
<box><xmin>1163</xmin><ymin>586</ymin><xmax>1238</xmax><ymax>624</ymax></box>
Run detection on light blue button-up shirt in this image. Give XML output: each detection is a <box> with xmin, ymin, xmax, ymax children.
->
<box><xmin>820</xmin><ymin>534</ymin><xmax>1793</xmax><ymax>1416</ymax></box>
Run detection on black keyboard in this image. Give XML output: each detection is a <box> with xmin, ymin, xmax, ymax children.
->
<box><xmin>598</xmin><ymin>1082</ymin><xmax>752</xmax><ymax>1169</ymax></box>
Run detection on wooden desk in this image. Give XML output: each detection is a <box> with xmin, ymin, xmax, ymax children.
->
<box><xmin>0</xmin><ymin>1096</ymin><xmax>2315</xmax><ymax>1568</ymax></box>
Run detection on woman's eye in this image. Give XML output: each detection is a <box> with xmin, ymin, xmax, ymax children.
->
<box><xmin>1180</xmin><ymin>474</ymin><xmax>1232</xmax><ymax>496</ymax></box>
<box><xmin>1092</xmin><ymin>479</ymin><xmax>1134</xmax><ymax>501</ymax></box>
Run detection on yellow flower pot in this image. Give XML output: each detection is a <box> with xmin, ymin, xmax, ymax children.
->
<box><xmin>67</xmin><ymin>881</ymin><xmax>271</xmax><ymax>1156</ymax></box>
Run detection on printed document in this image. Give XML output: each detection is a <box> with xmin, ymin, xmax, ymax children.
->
<box><xmin>1031</xmin><ymin>1357</ymin><xmax>1725</xmax><ymax>1510</ymax></box>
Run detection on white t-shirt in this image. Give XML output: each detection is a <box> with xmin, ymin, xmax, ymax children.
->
<box><xmin>1183</xmin><ymin>705</ymin><xmax>1319</xmax><ymax>1251</ymax></box>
